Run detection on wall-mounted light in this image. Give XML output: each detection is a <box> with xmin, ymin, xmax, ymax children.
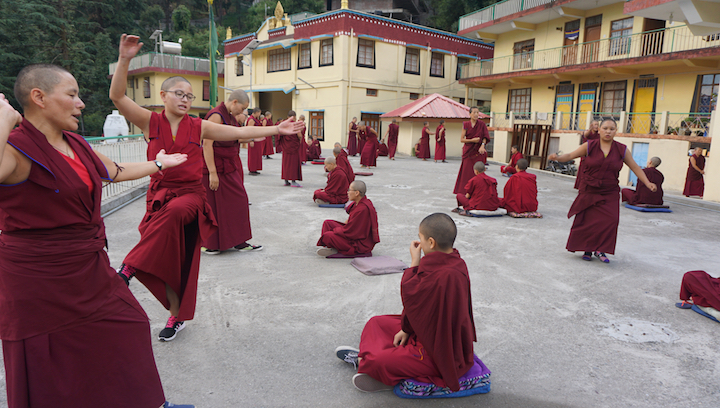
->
<box><xmin>669</xmin><ymin>13</ymin><xmax>674</xmax><ymax>25</ymax></box>
<box><xmin>556</xmin><ymin>27</ymin><xmax>563</xmax><ymax>31</ymax></box>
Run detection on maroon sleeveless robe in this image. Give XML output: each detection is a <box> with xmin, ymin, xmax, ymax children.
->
<box><xmin>453</xmin><ymin>120</ymin><xmax>489</xmax><ymax>194</ymax></box>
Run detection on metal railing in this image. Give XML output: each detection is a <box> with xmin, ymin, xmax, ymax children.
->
<box><xmin>459</xmin><ymin>0</ymin><xmax>554</xmax><ymax>30</ymax></box>
<box><xmin>666</xmin><ymin>112</ymin><xmax>712</xmax><ymax>136</ymax></box>
<box><xmin>459</xmin><ymin>25</ymin><xmax>720</xmax><ymax>79</ymax></box>
<box><xmin>109</xmin><ymin>52</ymin><xmax>225</xmax><ymax>76</ymax></box>
<box><xmin>86</xmin><ymin>135</ymin><xmax>150</xmax><ymax>202</ymax></box>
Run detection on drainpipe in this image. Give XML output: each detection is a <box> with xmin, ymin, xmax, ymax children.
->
<box><xmin>347</xmin><ymin>28</ymin><xmax>354</xmax><ymax>139</ymax></box>
<box><xmin>423</xmin><ymin>43</ymin><xmax>431</xmax><ymax>97</ymax></box>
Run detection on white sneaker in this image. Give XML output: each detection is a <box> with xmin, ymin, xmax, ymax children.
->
<box><xmin>316</xmin><ymin>247</ymin><xmax>338</xmax><ymax>257</ymax></box>
<box><xmin>352</xmin><ymin>373</ymin><xmax>394</xmax><ymax>392</ymax></box>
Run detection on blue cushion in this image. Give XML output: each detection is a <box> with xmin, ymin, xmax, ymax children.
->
<box><xmin>318</xmin><ymin>203</ymin><xmax>346</xmax><ymax>208</ymax></box>
<box><xmin>624</xmin><ymin>204</ymin><xmax>672</xmax><ymax>212</ymax></box>
<box><xmin>394</xmin><ymin>383</ymin><xmax>490</xmax><ymax>399</ymax></box>
<box><xmin>691</xmin><ymin>305</ymin><xmax>720</xmax><ymax>323</ymax></box>
<box><xmin>393</xmin><ymin>355</ymin><xmax>491</xmax><ymax>399</ymax></box>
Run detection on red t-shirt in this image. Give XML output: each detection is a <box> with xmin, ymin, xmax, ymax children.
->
<box><xmin>62</xmin><ymin>147</ymin><xmax>95</xmax><ymax>194</ymax></box>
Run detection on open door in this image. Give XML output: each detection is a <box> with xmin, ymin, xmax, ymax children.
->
<box><xmin>641</xmin><ymin>19</ymin><xmax>666</xmax><ymax>56</ymax></box>
<box><xmin>582</xmin><ymin>15</ymin><xmax>602</xmax><ymax>64</ymax></box>
<box><xmin>562</xmin><ymin>20</ymin><xmax>580</xmax><ymax>66</ymax></box>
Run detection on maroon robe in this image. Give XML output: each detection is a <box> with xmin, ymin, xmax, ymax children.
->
<box><xmin>360</xmin><ymin>127</ymin><xmax>379</xmax><ymax>167</ymax></box>
<box><xmin>336</xmin><ymin>149</ymin><xmax>355</xmax><ymax>185</ymax></box>
<box><xmin>566</xmin><ymin>139</ymin><xmax>626</xmax><ymax>255</ymax></box>
<box><xmin>500</xmin><ymin>170</ymin><xmax>538</xmax><ymax>213</ymax></box>
<box><xmin>280</xmin><ymin>122</ymin><xmax>303</xmax><ymax>181</ymax></box>
<box><xmin>262</xmin><ymin>117</ymin><xmax>275</xmax><ymax>155</ymax></box>
<box><xmin>348</xmin><ymin>122</ymin><xmax>358</xmax><ymax>156</ymax></box>
<box><xmin>299</xmin><ymin>125</ymin><xmax>308</xmax><ymax>163</ymax></box>
<box><xmin>202</xmin><ymin>103</ymin><xmax>252</xmax><ymax>250</ymax></box>
<box><xmin>357</xmin><ymin>126</ymin><xmax>367</xmax><ymax>155</ymax></box>
<box><xmin>683</xmin><ymin>154</ymin><xmax>705</xmax><ymax>197</ymax></box>
<box><xmin>453</xmin><ymin>120</ymin><xmax>489</xmax><ymax>194</ymax></box>
<box><xmin>456</xmin><ymin>173</ymin><xmax>500</xmax><ymax>211</ymax></box>
<box><xmin>246</xmin><ymin>115</ymin><xmax>263</xmax><ymax>172</ymax></box>
<box><xmin>313</xmin><ymin>167</ymin><xmax>349</xmax><ymax>204</ymax></box>
<box><xmin>387</xmin><ymin>123</ymin><xmax>399</xmax><ymax>159</ymax></box>
<box><xmin>575</xmin><ymin>131</ymin><xmax>600</xmax><ymax>189</ymax></box>
<box><xmin>0</xmin><ymin>120</ymin><xmax>164</xmax><ymax>407</ymax></box>
<box><xmin>621</xmin><ymin>167</ymin><xmax>664</xmax><ymax>205</ymax></box>
<box><xmin>123</xmin><ymin>111</ymin><xmax>217</xmax><ymax>321</ymax></box>
<box><xmin>317</xmin><ymin>196</ymin><xmax>379</xmax><ymax>255</ymax></box>
<box><xmin>417</xmin><ymin>127</ymin><xmax>431</xmax><ymax>159</ymax></box>
<box><xmin>501</xmin><ymin>152</ymin><xmax>523</xmax><ymax>175</ymax></box>
<box><xmin>680</xmin><ymin>270</ymin><xmax>720</xmax><ymax>310</ymax></box>
<box><xmin>307</xmin><ymin>138</ymin><xmax>321</xmax><ymax>161</ymax></box>
<box><xmin>434</xmin><ymin>125</ymin><xmax>446</xmax><ymax>161</ymax></box>
<box><xmin>358</xmin><ymin>250</ymin><xmax>476</xmax><ymax>391</ymax></box>
<box><xmin>378</xmin><ymin>142</ymin><xmax>389</xmax><ymax>156</ymax></box>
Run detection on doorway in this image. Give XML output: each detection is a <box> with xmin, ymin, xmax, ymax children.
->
<box><xmin>361</xmin><ymin>113</ymin><xmax>381</xmax><ymax>134</ymax></box>
<box><xmin>629</xmin><ymin>142</ymin><xmax>649</xmax><ymax>186</ymax></box>
<box><xmin>582</xmin><ymin>15</ymin><xmax>602</xmax><ymax>63</ymax></box>
<box><xmin>562</xmin><ymin>20</ymin><xmax>580</xmax><ymax>66</ymax></box>
<box><xmin>641</xmin><ymin>19</ymin><xmax>666</xmax><ymax>56</ymax></box>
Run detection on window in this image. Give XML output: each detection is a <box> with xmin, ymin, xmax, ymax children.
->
<box><xmin>357</xmin><ymin>39</ymin><xmax>375</xmax><ymax>68</ymax></box>
<box><xmin>367</xmin><ymin>89</ymin><xmax>378</xmax><ymax>97</ymax></box>
<box><xmin>409</xmin><ymin>93</ymin><xmax>419</xmax><ymax>100</ymax></box>
<box><xmin>513</xmin><ymin>39</ymin><xmax>534</xmax><ymax>70</ymax></box>
<box><xmin>459</xmin><ymin>97</ymin><xmax>466</xmax><ymax>105</ymax></box>
<box><xmin>235</xmin><ymin>57</ymin><xmax>244</xmax><ymax>76</ymax></box>
<box><xmin>268</xmin><ymin>48</ymin><xmax>291</xmax><ymax>72</ymax></box>
<box><xmin>298</xmin><ymin>43</ymin><xmax>311</xmax><ymax>69</ymax></box>
<box><xmin>309</xmin><ymin>111</ymin><xmax>324</xmax><ymax>140</ymax></box>
<box><xmin>695</xmin><ymin>73</ymin><xmax>720</xmax><ymax>113</ymax></box>
<box><xmin>601</xmin><ymin>81</ymin><xmax>626</xmax><ymax>114</ymax></box>
<box><xmin>203</xmin><ymin>80</ymin><xmax>210</xmax><ymax>101</ymax></box>
<box><xmin>609</xmin><ymin>18</ymin><xmax>633</xmax><ymax>56</ymax></box>
<box><xmin>430</xmin><ymin>52</ymin><xmax>444</xmax><ymax>77</ymax></box>
<box><xmin>508</xmin><ymin>88</ymin><xmax>531</xmax><ymax>116</ymax></box>
<box><xmin>456</xmin><ymin>57</ymin><xmax>469</xmax><ymax>80</ymax></box>
<box><xmin>143</xmin><ymin>77</ymin><xmax>150</xmax><ymax>98</ymax></box>
<box><xmin>404</xmin><ymin>48</ymin><xmax>420</xmax><ymax>74</ymax></box>
<box><xmin>320</xmin><ymin>39</ymin><xmax>333</xmax><ymax>66</ymax></box>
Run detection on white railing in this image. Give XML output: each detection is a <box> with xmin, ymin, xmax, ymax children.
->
<box><xmin>87</xmin><ymin>135</ymin><xmax>150</xmax><ymax>202</ymax></box>
<box><xmin>109</xmin><ymin>52</ymin><xmax>225</xmax><ymax>75</ymax></box>
<box><xmin>459</xmin><ymin>25</ymin><xmax>720</xmax><ymax>79</ymax></box>
<box><xmin>459</xmin><ymin>0</ymin><xmax>554</xmax><ymax>31</ymax></box>
<box><xmin>666</xmin><ymin>113</ymin><xmax>712</xmax><ymax>136</ymax></box>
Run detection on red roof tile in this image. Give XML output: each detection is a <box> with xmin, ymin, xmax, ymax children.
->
<box><xmin>381</xmin><ymin>93</ymin><xmax>489</xmax><ymax>119</ymax></box>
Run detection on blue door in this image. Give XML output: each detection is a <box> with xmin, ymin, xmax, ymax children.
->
<box><xmin>629</xmin><ymin>142</ymin><xmax>649</xmax><ymax>186</ymax></box>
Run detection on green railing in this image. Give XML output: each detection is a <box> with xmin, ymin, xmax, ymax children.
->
<box><xmin>109</xmin><ymin>52</ymin><xmax>225</xmax><ymax>76</ymax></box>
<box><xmin>460</xmin><ymin>25</ymin><xmax>720</xmax><ymax>79</ymax></box>
<box><xmin>459</xmin><ymin>0</ymin><xmax>554</xmax><ymax>30</ymax></box>
<box><xmin>85</xmin><ymin>134</ymin><xmax>144</xmax><ymax>142</ymax></box>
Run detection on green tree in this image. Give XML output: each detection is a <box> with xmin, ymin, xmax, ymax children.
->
<box><xmin>172</xmin><ymin>4</ymin><xmax>192</xmax><ymax>32</ymax></box>
<box><xmin>141</xmin><ymin>4</ymin><xmax>165</xmax><ymax>32</ymax></box>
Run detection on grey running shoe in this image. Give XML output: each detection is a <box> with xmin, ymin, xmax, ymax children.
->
<box><xmin>335</xmin><ymin>346</ymin><xmax>359</xmax><ymax>369</ymax></box>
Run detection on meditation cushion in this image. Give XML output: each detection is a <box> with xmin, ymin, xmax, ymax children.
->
<box><xmin>318</xmin><ymin>203</ymin><xmax>346</xmax><ymax>208</ymax></box>
<box><xmin>507</xmin><ymin>211</ymin><xmax>543</xmax><ymax>218</ymax></box>
<box><xmin>351</xmin><ymin>256</ymin><xmax>408</xmax><ymax>276</ymax></box>
<box><xmin>354</xmin><ymin>172</ymin><xmax>374</xmax><ymax>176</ymax></box>
<box><xmin>326</xmin><ymin>252</ymin><xmax>372</xmax><ymax>259</ymax></box>
<box><xmin>394</xmin><ymin>355</ymin><xmax>491</xmax><ymax>399</ymax></box>
<box><xmin>691</xmin><ymin>305</ymin><xmax>720</xmax><ymax>323</ymax></box>
<box><xmin>624</xmin><ymin>204</ymin><xmax>672</xmax><ymax>212</ymax></box>
<box><xmin>311</xmin><ymin>160</ymin><xmax>325</xmax><ymax>165</ymax></box>
<box><xmin>468</xmin><ymin>208</ymin><xmax>506</xmax><ymax>217</ymax></box>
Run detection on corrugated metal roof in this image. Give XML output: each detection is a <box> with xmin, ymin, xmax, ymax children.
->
<box><xmin>381</xmin><ymin>93</ymin><xmax>489</xmax><ymax>119</ymax></box>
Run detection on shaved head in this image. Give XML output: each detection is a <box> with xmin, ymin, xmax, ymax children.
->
<box><xmin>253</xmin><ymin>107</ymin><xmax>262</xmax><ymax>114</ymax></box>
<box><xmin>324</xmin><ymin>156</ymin><xmax>336</xmax><ymax>165</ymax></box>
<box><xmin>419</xmin><ymin>213</ymin><xmax>457</xmax><ymax>251</ymax></box>
<box><xmin>473</xmin><ymin>161</ymin><xmax>486</xmax><ymax>173</ymax></box>
<box><xmin>161</xmin><ymin>76</ymin><xmax>191</xmax><ymax>91</ymax></box>
<box><xmin>228</xmin><ymin>89</ymin><xmax>249</xmax><ymax>105</ymax></box>
<box><xmin>14</xmin><ymin>64</ymin><xmax>72</xmax><ymax>109</ymax></box>
<box><xmin>333</xmin><ymin>146</ymin><xmax>342</xmax><ymax>156</ymax></box>
<box><xmin>517</xmin><ymin>158</ymin><xmax>529</xmax><ymax>171</ymax></box>
<box><xmin>350</xmin><ymin>180</ymin><xmax>366</xmax><ymax>196</ymax></box>
<box><xmin>650</xmin><ymin>156</ymin><xmax>661</xmax><ymax>167</ymax></box>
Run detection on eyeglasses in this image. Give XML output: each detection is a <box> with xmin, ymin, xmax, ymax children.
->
<box><xmin>166</xmin><ymin>89</ymin><xmax>196</xmax><ymax>102</ymax></box>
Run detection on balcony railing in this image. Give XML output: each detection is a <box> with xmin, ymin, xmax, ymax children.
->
<box><xmin>459</xmin><ymin>0</ymin><xmax>554</xmax><ymax>31</ymax></box>
<box><xmin>86</xmin><ymin>135</ymin><xmax>150</xmax><ymax>202</ymax></box>
<box><xmin>460</xmin><ymin>25</ymin><xmax>720</xmax><ymax>79</ymax></box>
<box><xmin>489</xmin><ymin>111</ymin><xmax>713</xmax><ymax>136</ymax></box>
<box><xmin>109</xmin><ymin>52</ymin><xmax>225</xmax><ymax>76</ymax></box>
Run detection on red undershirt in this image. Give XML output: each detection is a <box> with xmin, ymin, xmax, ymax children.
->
<box><xmin>61</xmin><ymin>147</ymin><xmax>94</xmax><ymax>194</ymax></box>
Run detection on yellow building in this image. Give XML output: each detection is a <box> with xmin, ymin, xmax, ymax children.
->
<box><xmin>223</xmin><ymin>6</ymin><xmax>494</xmax><ymax>147</ymax></box>
<box><xmin>108</xmin><ymin>52</ymin><xmax>225</xmax><ymax>134</ymax></box>
<box><xmin>457</xmin><ymin>0</ymin><xmax>719</xmax><ymax>199</ymax></box>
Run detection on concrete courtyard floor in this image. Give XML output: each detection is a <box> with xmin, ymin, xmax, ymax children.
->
<box><xmin>5</xmin><ymin>150</ymin><xmax>718</xmax><ymax>407</ymax></box>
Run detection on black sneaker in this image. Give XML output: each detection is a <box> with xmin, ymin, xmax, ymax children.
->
<box><xmin>335</xmin><ymin>346</ymin><xmax>359</xmax><ymax>369</ymax></box>
<box><xmin>202</xmin><ymin>247</ymin><xmax>221</xmax><ymax>255</ymax></box>
<box><xmin>159</xmin><ymin>315</ymin><xmax>185</xmax><ymax>341</ymax></box>
<box><xmin>117</xmin><ymin>263</ymin><xmax>136</xmax><ymax>285</ymax></box>
<box><xmin>234</xmin><ymin>243</ymin><xmax>263</xmax><ymax>251</ymax></box>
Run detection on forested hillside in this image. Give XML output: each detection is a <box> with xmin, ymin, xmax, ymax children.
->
<box><xmin>0</xmin><ymin>0</ymin><xmax>494</xmax><ymax>135</ymax></box>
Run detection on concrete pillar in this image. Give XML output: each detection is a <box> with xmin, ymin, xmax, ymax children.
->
<box><xmin>585</xmin><ymin>111</ymin><xmax>593</xmax><ymax>130</ymax></box>
<box><xmin>509</xmin><ymin>111</ymin><xmax>515</xmax><ymax>129</ymax></box>
<box><xmin>619</xmin><ymin>111</ymin><xmax>628</xmax><ymax>133</ymax></box>
<box><xmin>489</xmin><ymin>111</ymin><xmax>495</xmax><ymax>127</ymax></box>
<box><xmin>658</xmin><ymin>111</ymin><xmax>669</xmax><ymax>135</ymax></box>
<box><xmin>555</xmin><ymin>111</ymin><xmax>564</xmax><ymax>130</ymax></box>
<box><xmin>531</xmin><ymin>111</ymin><xmax>538</xmax><ymax>124</ymax></box>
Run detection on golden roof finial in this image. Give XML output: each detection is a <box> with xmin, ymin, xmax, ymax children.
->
<box><xmin>274</xmin><ymin>2</ymin><xmax>284</xmax><ymax>21</ymax></box>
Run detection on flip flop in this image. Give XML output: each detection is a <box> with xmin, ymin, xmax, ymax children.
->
<box><xmin>675</xmin><ymin>301</ymin><xmax>693</xmax><ymax>309</ymax></box>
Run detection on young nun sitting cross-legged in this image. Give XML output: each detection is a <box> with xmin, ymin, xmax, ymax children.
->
<box><xmin>316</xmin><ymin>180</ymin><xmax>379</xmax><ymax>258</ymax></box>
<box><xmin>454</xmin><ymin>161</ymin><xmax>500</xmax><ymax>215</ymax></box>
<box><xmin>313</xmin><ymin>156</ymin><xmax>349</xmax><ymax>205</ymax></box>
